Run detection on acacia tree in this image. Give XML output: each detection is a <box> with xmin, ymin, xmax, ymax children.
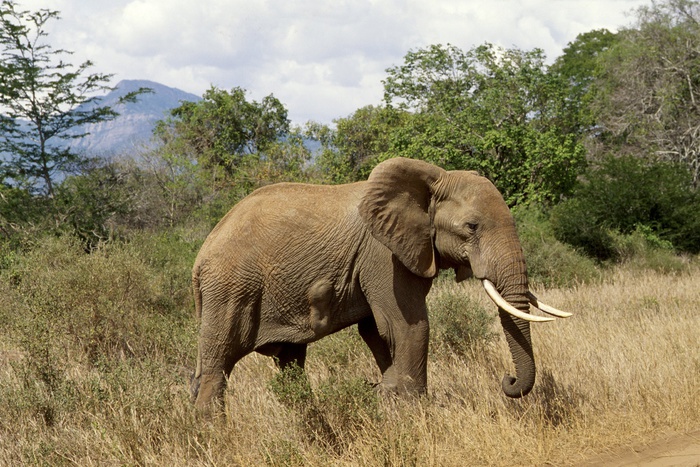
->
<box><xmin>0</xmin><ymin>0</ymin><xmax>146</xmax><ymax>197</ymax></box>
<box><xmin>593</xmin><ymin>0</ymin><xmax>700</xmax><ymax>187</ymax></box>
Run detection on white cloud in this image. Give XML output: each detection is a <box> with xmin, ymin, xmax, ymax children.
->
<box><xmin>13</xmin><ymin>0</ymin><xmax>648</xmax><ymax>124</ymax></box>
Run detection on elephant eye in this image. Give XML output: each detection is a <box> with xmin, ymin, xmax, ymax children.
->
<box><xmin>466</xmin><ymin>222</ymin><xmax>478</xmax><ymax>231</ymax></box>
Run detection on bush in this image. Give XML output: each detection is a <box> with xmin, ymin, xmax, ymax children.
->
<box><xmin>514</xmin><ymin>206</ymin><xmax>600</xmax><ymax>287</ymax></box>
<box><xmin>1</xmin><ymin>235</ymin><xmax>195</xmax><ymax>366</ymax></box>
<box><xmin>429</xmin><ymin>290</ymin><xmax>495</xmax><ymax>357</ymax></box>
<box><xmin>0</xmin><ymin>185</ymin><xmax>54</xmax><ymax>247</ymax></box>
<box><xmin>55</xmin><ymin>162</ymin><xmax>133</xmax><ymax>248</ymax></box>
<box><xmin>551</xmin><ymin>155</ymin><xmax>700</xmax><ymax>260</ymax></box>
<box><xmin>608</xmin><ymin>226</ymin><xmax>689</xmax><ymax>273</ymax></box>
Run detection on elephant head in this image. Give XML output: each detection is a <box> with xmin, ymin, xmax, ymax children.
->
<box><xmin>359</xmin><ymin>158</ymin><xmax>570</xmax><ymax>398</ymax></box>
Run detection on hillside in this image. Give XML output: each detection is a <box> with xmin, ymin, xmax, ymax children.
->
<box><xmin>68</xmin><ymin>79</ymin><xmax>200</xmax><ymax>157</ymax></box>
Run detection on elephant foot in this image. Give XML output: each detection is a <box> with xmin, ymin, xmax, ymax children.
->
<box><xmin>194</xmin><ymin>372</ymin><xmax>227</xmax><ymax>414</ymax></box>
<box><xmin>377</xmin><ymin>368</ymin><xmax>427</xmax><ymax>396</ymax></box>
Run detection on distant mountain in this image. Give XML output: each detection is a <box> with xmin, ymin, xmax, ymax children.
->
<box><xmin>68</xmin><ymin>79</ymin><xmax>201</xmax><ymax>157</ymax></box>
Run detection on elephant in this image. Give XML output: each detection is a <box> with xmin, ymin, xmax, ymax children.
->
<box><xmin>190</xmin><ymin>157</ymin><xmax>570</xmax><ymax>410</ymax></box>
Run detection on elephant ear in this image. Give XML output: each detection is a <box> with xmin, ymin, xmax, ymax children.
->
<box><xmin>359</xmin><ymin>157</ymin><xmax>445</xmax><ymax>278</ymax></box>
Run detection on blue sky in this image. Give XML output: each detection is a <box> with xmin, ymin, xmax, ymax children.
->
<box><xmin>22</xmin><ymin>0</ymin><xmax>648</xmax><ymax>125</ymax></box>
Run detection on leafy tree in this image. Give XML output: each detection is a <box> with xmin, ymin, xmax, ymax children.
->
<box><xmin>151</xmin><ymin>86</ymin><xmax>309</xmax><ymax>217</ymax></box>
<box><xmin>162</xmin><ymin>86</ymin><xmax>291</xmax><ymax>177</ymax></box>
<box><xmin>0</xmin><ymin>0</ymin><xmax>148</xmax><ymax>197</ymax></box>
<box><xmin>308</xmin><ymin>105</ymin><xmax>407</xmax><ymax>183</ymax></box>
<box><xmin>382</xmin><ymin>43</ymin><xmax>586</xmax><ymax>206</ymax></box>
<box><xmin>550</xmin><ymin>29</ymin><xmax>619</xmax><ymax>135</ymax></box>
<box><xmin>592</xmin><ymin>0</ymin><xmax>700</xmax><ymax>186</ymax></box>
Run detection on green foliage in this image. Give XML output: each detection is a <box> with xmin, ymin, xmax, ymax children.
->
<box><xmin>261</xmin><ymin>438</ymin><xmax>305</xmax><ymax>467</ymax></box>
<box><xmin>124</xmin><ymin>144</ymin><xmax>216</xmax><ymax>229</ymax></box>
<box><xmin>0</xmin><ymin>0</ymin><xmax>148</xmax><ymax>197</ymax></box>
<box><xmin>309</xmin><ymin>327</ymin><xmax>368</xmax><ymax>371</ymax></box>
<box><xmin>0</xmin><ymin>184</ymin><xmax>53</xmax><ymax>243</ymax></box>
<box><xmin>54</xmin><ymin>162</ymin><xmax>133</xmax><ymax>248</ymax></box>
<box><xmin>315</xmin><ymin>375</ymin><xmax>380</xmax><ymax>432</ymax></box>
<box><xmin>0</xmin><ymin>232</ymin><xmax>200</xmax><ymax>461</ymax></box>
<box><xmin>308</xmin><ymin>106</ymin><xmax>407</xmax><ymax>184</ymax></box>
<box><xmin>550</xmin><ymin>29</ymin><xmax>619</xmax><ymax>133</ymax></box>
<box><xmin>551</xmin><ymin>155</ymin><xmax>700</xmax><ymax>259</ymax></box>
<box><xmin>513</xmin><ymin>206</ymin><xmax>600</xmax><ymax>287</ymax></box>
<box><xmin>551</xmin><ymin>29</ymin><xmax>619</xmax><ymax>90</ymax></box>
<box><xmin>429</xmin><ymin>290</ymin><xmax>496</xmax><ymax>357</ymax></box>
<box><xmin>152</xmin><ymin>86</ymin><xmax>311</xmax><ymax>213</ymax></box>
<box><xmin>269</xmin><ymin>363</ymin><xmax>314</xmax><ymax>409</ymax></box>
<box><xmin>1</xmin><ymin>235</ymin><xmax>194</xmax><ymax>365</ymax></box>
<box><xmin>382</xmin><ymin>43</ymin><xmax>586</xmax><ymax>206</ymax></box>
<box><xmin>161</xmin><ymin>86</ymin><xmax>291</xmax><ymax>177</ymax></box>
<box><xmin>607</xmin><ymin>226</ymin><xmax>689</xmax><ymax>273</ymax></box>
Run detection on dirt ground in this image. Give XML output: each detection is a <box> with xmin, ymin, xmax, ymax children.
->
<box><xmin>578</xmin><ymin>430</ymin><xmax>700</xmax><ymax>466</ymax></box>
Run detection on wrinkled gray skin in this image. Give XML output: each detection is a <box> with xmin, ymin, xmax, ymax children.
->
<box><xmin>191</xmin><ymin>157</ymin><xmax>536</xmax><ymax>410</ymax></box>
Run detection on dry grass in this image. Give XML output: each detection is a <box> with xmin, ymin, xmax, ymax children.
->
<box><xmin>0</xmin><ymin>239</ymin><xmax>698</xmax><ymax>466</ymax></box>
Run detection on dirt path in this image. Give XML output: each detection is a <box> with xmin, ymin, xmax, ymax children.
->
<box><xmin>578</xmin><ymin>430</ymin><xmax>700</xmax><ymax>466</ymax></box>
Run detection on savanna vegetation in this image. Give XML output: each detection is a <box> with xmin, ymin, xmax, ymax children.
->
<box><xmin>1</xmin><ymin>0</ymin><xmax>699</xmax><ymax>465</ymax></box>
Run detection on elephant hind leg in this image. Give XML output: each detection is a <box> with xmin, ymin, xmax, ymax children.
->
<box><xmin>191</xmin><ymin>338</ymin><xmax>245</xmax><ymax>403</ymax></box>
<box><xmin>194</xmin><ymin>298</ymin><xmax>259</xmax><ymax>411</ymax></box>
<box><xmin>193</xmin><ymin>345</ymin><xmax>251</xmax><ymax>412</ymax></box>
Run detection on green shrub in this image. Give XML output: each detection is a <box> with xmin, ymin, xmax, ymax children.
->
<box><xmin>269</xmin><ymin>364</ymin><xmax>380</xmax><ymax>453</ymax></box>
<box><xmin>550</xmin><ymin>155</ymin><xmax>700</xmax><ymax>259</ymax></box>
<box><xmin>316</xmin><ymin>375</ymin><xmax>381</xmax><ymax>432</ymax></box>
<box><xmin>55</xmin><ymin>162</ymin><xmax>133</xmax><ymax>249</ymax></box>
<box><xmin>1</xmin><ymin>235</ymin><xmax>195</xmax><ymax>365</ymax></box>
<box><xmin>269</xmin><ymin>363</ymin><xmax>314</xmax><ymax>410</ymax></box>
<box><xmin>429</xmin><ymin>290</ymin><xmax>495</xmax><ymax>357</ymax></box>
<box><xmin>0</xmin><ymin>234</ymin><xmax>197</xmax><ymax>428</ymax></box>
<box><xmin>514</xmin><ymin>206</ymin><xmax>600</xmax><ymax>287</ymax></box>
<box><xmin>550</xmin><ymin>197</ymin><xmax>618</xmax><ymax>260</ymax></box>
<box><xmin>608</xmin><ymin>227</ymin><xmax>689</xmax><ymax>273</ymax></box>
<box><xmin>308</xmin><ymin>327</ymin><xmax>368</xmax><ymax>371</ymax></box>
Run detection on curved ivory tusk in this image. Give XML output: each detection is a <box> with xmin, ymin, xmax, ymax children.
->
<box><xmin>482</xmin><ymin>280</ymin><xmax>554</xmax><ymax>323</ymax></box>
<box><xmin>526</xmin><ymin>292</ymin><xmax>573</xmax><ymax>318</ymax></box>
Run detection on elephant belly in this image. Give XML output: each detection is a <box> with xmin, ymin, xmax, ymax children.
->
<box><xmin>256</xmin><ymin>274</ymin><xmax>370</xmax><ymax>346</ymax></box>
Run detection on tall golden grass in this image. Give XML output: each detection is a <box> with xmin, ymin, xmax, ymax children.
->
<box><xmin>0</xmin><ymin>237</ymin><xmax>698</xmax><ymax>465</ymax></box>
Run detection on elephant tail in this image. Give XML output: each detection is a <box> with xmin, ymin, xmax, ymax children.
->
<box><xmin>192</xmin><ymin>264</ymin><xmax>203</xmax><ymax>320</ymax></box>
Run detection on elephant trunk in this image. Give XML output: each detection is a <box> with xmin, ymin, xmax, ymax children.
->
<box><xmin>498</xmin><ymin>308</ymin><xmax>534</xmax><ymax>398</ymax></box>
<box><xmin>493</xmin><ymin>246</ymin><xmax>535</xmax><ymax>398</ymax></box>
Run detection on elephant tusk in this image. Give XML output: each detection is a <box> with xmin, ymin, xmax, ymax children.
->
<box><xmin>482</xmin><ymin>280</ymin><xmax>555</xmax><ymax>323</ymax></box>
<box><xmin>526</xmin><ymin>292</ymin><xmax>573</xmax><ymax>318</ymax></box>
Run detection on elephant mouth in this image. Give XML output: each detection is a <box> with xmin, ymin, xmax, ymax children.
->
<box><xmin>454</xmin><ymin>264</ymin><xmax>473</xmax><ymax>282</ymax></box>
<box><xmin>481</xmin><ymin>279</ymin><xmax>572</xmax><ymax>322</ymax></box>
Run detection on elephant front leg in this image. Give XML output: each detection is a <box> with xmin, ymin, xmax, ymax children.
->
<box><xmin>360</xmin><ymin>253</ymin><xmax>432</xmax><ymax>395</ymax></box>
<box><xmin>362</xmin><ymin>293</ymin><xmax>430</xmax><ymax>394</ymax></box>
<box><xmin>358</xmin><ymin>316</ymin><xmax>391</xmax><ymax>374</ymax></box>
<box><xmin>377</xmin><ymin>316</ymin><xmax>429</xmax><ymax>395</ymax></box>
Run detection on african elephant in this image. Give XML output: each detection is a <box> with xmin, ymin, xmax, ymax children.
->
<box><xmin>190</xmin><ymin>157</ymin><xmax>570</xmax><ymax>410</ymax></box>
